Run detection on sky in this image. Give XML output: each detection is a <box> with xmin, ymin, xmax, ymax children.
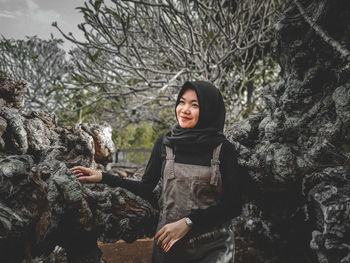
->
<box><xmin>0</xmin><ymin>0</ymin><xmax>86</xmax><ymax>51</ymax></box>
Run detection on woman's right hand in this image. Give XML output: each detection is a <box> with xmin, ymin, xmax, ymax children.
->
<box><xmin>70</xmin><ymin>166</ymin><xmax>102</xmax><ymax>183</ymax></box>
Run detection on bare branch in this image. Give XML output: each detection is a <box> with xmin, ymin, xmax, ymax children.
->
<box><xmin>294</xmin><ymin>0</ymin><xmax>350</xmax><ymax>62</ymax></box>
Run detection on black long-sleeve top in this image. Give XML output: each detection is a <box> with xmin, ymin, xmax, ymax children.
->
<box><xmin>102</xmin><ymin>136</ymin><xmax>245</xmax><ymax>232</ymax></box>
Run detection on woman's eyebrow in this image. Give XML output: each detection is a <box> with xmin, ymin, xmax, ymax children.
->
<box><xmin>180</xmin><ymin>96</ymin><xmax>198</xmax><ymax>102</ymax></box>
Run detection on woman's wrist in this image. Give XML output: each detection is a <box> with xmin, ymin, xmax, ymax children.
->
<box><xmin>95</xmin><ymin>170</ymin><xmax>103</xmax><ymax>182</ymax></box>
<box><xmin>184</xmin><ymin>217</ymin><xmax>193</xmax><ymax>229</ymax></box>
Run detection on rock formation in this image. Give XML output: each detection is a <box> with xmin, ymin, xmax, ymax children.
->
<box><xmin>0</xmin><ymin>78</ymin><xmax>158</xmax><ymax>262</ymax></box>
<box><xmin>227</xmin><ymin>0</ymin><xmax>350</xmax><ymax>262</ymax></box>
<box><xmin>1</xmin><ymin>0</ymin><xmax>350</xmax><ymax>262</ymax></box>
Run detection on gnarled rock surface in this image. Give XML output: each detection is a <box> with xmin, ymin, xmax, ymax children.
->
<box><xmin>228</xmin><ymin>0</ymin><xmax>350</xmax><ymax>262</ymax></box>
<box><xmin>1</xmin><ymin>0</ymin><xmax>350</xmax><ymax>262</ymax></box>
<box><xmin>0</xmin><ymin>77</ymin><xmax>158</xmax><ymax>263</ymax></box>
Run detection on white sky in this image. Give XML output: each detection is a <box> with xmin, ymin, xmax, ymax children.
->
<box><xmin>0</xmin><ymin>0</ymin><xmax>86</xmax><ymax>51</ymax></box>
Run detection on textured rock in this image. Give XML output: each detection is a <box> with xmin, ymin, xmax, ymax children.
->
<box><xmin>0</xmin><ymin>107</ymin><xmax>28</xmax><ymax>154</ymax></box>
<box><xmin>1</xmin><ymin>1</ymin><xmax>350</xmax><ymax>262</ymax></box>
<box><xmin>80</xmin><ymin>123</ymin><xmax>115</xmax><ymax>165</ymax></box>
<box><xmin>227</xmin><ymin>0</ymin><xmax>350</xmax><ymax>262</ymax></box>
<box><xmin>0</xmin><ymin>78</ymin><xmax>26</xmax><ymax>109</ymax></box>
<box><xmin>0</xmin><ymin>81</ymin><xmax>158</xmax><ymax>262</ymax></box>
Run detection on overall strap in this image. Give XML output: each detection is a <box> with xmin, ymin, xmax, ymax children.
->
<box><xmin>165</xmin><ymin>146</ymin><xmax>175</xmax><ymax>179</ymax></box>
<box><xmin>210</xmin><ymin>143</ymin><xmax>223</xmax><ymax>186</ymax></box>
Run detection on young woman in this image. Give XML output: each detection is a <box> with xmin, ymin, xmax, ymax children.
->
<box><xmin>71</xmin><ymin>81</ymin><xmax>244</xmax><ymax>263</ymax></box>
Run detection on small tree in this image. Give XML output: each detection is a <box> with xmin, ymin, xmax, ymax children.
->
<box><xmin>54</xmin><ymin>0</ymin><xmax>282</xmax><ymax>127</ymax></box>
<box><xmin>0</xmin><ymin>35</ymin><xmax>72</xmax><ymax>113</ymax></box>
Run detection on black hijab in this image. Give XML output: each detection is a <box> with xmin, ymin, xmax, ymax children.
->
<box><xmin>163</xmin><ymin>81</ymin><xmax>227</xmax><ymax>150</ymax></box>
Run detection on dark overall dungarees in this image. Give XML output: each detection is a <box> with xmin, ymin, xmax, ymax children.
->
<box><xmin>152</xmin><ymin>143</ymin><xmax>235</xmax><ymax>263</ymax></box>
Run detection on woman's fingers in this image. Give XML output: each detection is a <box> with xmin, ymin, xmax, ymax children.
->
<box><xmin>70</xmin><ymin>166</ymin><xmax>102</xmax><ymax>183</ymax></box>
<box><xmin>156</xmin><ymin>231</ymin><xmax>167</xmax><ymax>246</ymax></box>
<box><xmin>71</xmin><ymin>167</ymin><xmax>83</xmax><ymax>174</ymax></box>
<box><xmin>71</xmin><ymin>166</ymin><xmax>84</xmax><ymax>171</ymax></box>
<box><xmin>155</xmin><ymin>227</ymin><xmax>177</xmax><ymax>252</ymax></box>
<box><xmin>71</xmin><ymin>166</ymin><xmax>93</xmax><ymax>178</ymax></box>
<box><xmin>71</xmin><ymin>166</ymin><xmax>92</xmax><ymax>183</ymax></box>
<box><xmin>72</xmin><ymin>170</ymin><xmax>84</xmax><ymax>176</ymax></box>
<box><xmin>71</xmin><ymin>165</ymin><xmax>87</xmax><ymax>171</ymax></box>
<box><xmin>154</xmin><ymin>219</ymin><xmax>191</xmax><ymax>252</ymax></box>
<box><xmin>156</xmin><ymin>230</ymin><xmax>173</xmax><ymax>252</ymax></box>
<box><xmin>161</xmin><ymin>235</ymin><xmax>178</xmax><ymax>252</ymax></box>
<box><xmin>164</xmin><ymin>240</ymin><xmax>176</xmax><ymax>252</ymax></box>
<box><xmin>154</xmin><ymin>227</ymin><xmax>164</xmax><ymax>240</ymax></box>
<box><xmin>70</xmin><ymin>168</ymin><xmax>79</xmax><ymax>173</ymax></box>
<box><xmin>71</xmin><ymin>166</ymin><xmax>91</xmax><ymax>175</ymax></box>
<box><xmin>73</xmin><ymin>172</ymin><xmax>84</xmax><ymax>177</ymax></box>
<box><xmin>161</xmin><ymin>235</ymin><xmax>171</xmax><ymax>249</ymax></box>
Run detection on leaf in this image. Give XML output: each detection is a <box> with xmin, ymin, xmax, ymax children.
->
<box><xmin>94</xmin><ymin>0</ymin><xmax>103</xmax><ymax>11</ymax></box>
<box><xmin>76</xmin><ymin>7</ymin><xmax>94</xmax><ymax>14</ymax></box>
<box><xmin>344</xmin><ymin>144</ymin><xmax>350</xmax><ymax>152</ymax></box>
<box><xmin>91</xmin><ymin>51</ymin><xmax>100</xmax><ymax>62</ymax></box>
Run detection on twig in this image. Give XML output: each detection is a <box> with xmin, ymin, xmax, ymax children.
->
<box><xmin>294</xmin><ymin>0</ymin><xmax>350</xmax><ymax>62</ymax></box>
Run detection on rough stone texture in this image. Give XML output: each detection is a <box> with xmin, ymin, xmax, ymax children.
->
<box><xmin>80</xmin><ymin>123</ymin><xmax>115</xmax><ymax>166</ymax></box>
<box><xmin>0</xmin><ymin>81</ymin><xmax>158</xmax><ymax>262</ymax></box>
<box><xmin>1</xmin><ymin>1</ymin><xmax>350</xmax><ymax>262</ymax></box>
<box><xmin>227</xmin><ymin>0</ymin><xmax>350</xmax><ymax>262</ymax></box>
<box><xmin>33</xmin><ymin>246</ymin><xmax>69</xmax><ymax>263</ymax></box>
<box><xmin>0</xmin><ymin>78</ymin><xmax>26</xmax><ymax>109</ymax></box>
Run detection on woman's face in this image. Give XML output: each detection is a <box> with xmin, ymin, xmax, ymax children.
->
<box><xmin>176</xmin><ymin>88</ymin><xmax>199</xmax><ymax>128</ymax></box>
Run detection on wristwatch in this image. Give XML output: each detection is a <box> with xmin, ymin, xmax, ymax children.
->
<box><xmin>185</xmin><ymin>217</ymin><xmax>193</xmax><ymax>228</ymax></box>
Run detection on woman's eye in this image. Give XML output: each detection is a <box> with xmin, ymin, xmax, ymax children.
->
<box><xmin>179</xmin><ymin>100</ymin><xmax>185</xmax><ymax>104</ymax></box>
<box><xmin>192</xmin><ymin>104</ymin><xmax>199</xmax><ymax>107</ymax></box>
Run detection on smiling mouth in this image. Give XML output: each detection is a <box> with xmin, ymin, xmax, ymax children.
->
<box><xmin>180</xmin><ymin>116</ymin><xmax>192</xmax><ymax>121</ymax></box>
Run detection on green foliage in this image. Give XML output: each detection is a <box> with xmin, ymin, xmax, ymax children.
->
<box><xmin>56</xmin><ymin>95</ymin><xmax>112</xmax><ymax>127</ymax></box>
<box><xmin>90</xmin><ymin>51</ymin><xmax>100</xmax><ymax>62</ymax></box>
<box><xmin>241</xmin><ymin>102</ymin><xmax>256</xmax><ymax>119</ymax></box>
<box><xmin>55</xmin><ymin>109</ymin><xmax>78</xmax><ymax>127</ymax></box>
<box><xmin>94</xmin><ymin>0</ymin><xmax>103</xmax><ymax>11</ymax></box>
<box><xmin>112</xmin><ymin>121</ymin><xmax>168</xmax><ymax>164</ymax></box>
<box><xmin>154</xmin><ymin>107</ymin><xmax>176</xmax><ymax>136</ymax></box>
<box><xmin>112</xmin><ymin>121</ymin><xmax>166</xmax><ymax>150</ymax></box>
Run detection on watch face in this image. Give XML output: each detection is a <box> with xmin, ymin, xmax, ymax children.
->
<box><xmin>185</xmin><ymin>217</ymin><xmax>193</xmax><ymax>227</ymax></box>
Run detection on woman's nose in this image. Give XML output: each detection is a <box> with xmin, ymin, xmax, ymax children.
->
<box><xmin>182</xmin><ymin>105</ymin><xmax>190</xmax><ymax>113</ymax></box>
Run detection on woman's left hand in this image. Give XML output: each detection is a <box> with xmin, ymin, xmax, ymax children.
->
<box><xmin>154</xmin><ymin>218</ymin><xmax>191</xmax><ymax>252</ymax></box>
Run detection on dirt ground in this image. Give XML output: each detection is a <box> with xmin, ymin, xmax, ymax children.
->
<box><xmin>99</xmin><ymin>238</ymin><xmax>154</xmax><ymax>263</ymax></box>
